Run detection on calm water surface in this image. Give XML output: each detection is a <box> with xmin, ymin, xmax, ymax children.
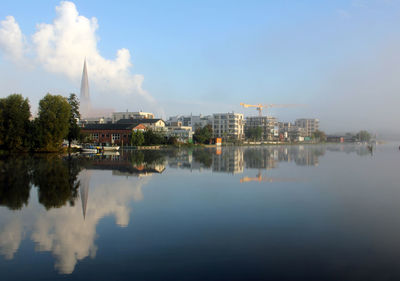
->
<box><xmin>1</xmin><ymin>144</ymin><xmax>400</xmax><ymax>280</ymax></box>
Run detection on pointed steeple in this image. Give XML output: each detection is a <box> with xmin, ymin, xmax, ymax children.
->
<box><xmin>80</xmin><ymin>58</ymin><xmax>90</xmax><ymax>100</ymax></box>
<box><xmin>80</xmin><ymin>58</ymin><xmax>91</xmax><ymax>117</ymax></box>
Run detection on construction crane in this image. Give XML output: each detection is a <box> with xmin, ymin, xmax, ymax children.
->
<box><xmin>239</xmin><ymin>103</ymin><xmax>302</xmax><ymax>117</ymax></box>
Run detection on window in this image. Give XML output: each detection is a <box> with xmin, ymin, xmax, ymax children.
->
<box><xmin>92</xmin><ymin>133</ymin><xmax>99</xmax><ymax>139</ymax></box>
<box><xmin>112</xmin><ymin>133</ymin><xmax>120</xmax><ymax>140</ymax></box>
<box><xmin>101</xmin><ymin>134</ymin><xmax>105</xmax><ymax>137</ymax></box>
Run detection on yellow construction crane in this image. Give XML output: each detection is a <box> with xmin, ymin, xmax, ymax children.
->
<box><xmin>240</xmin><ymin>102</ymin><xmax>302</xmax><ymax>117</ymax></box>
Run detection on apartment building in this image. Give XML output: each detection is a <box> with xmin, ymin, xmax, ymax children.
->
<box><xmin>167</xmin><ymin>115</ymin><xmax>212</xmax><ymax>131</ymax></box>
<box><xmin>294</xmin><ymin>118</ymin><xmax>319</xmax><ymax>137</ymax></box>
<box><xmin>212</xmin><ymin>113</ymin><xmax>244</xmax><ymax>140</ymax></box>
<box><xmin>165</xmin><ymin>122</ymin><xmax>193</xmax><ymax>142</ymax></box>
<box><xmin>245</xmin><ymin>116</ymin><xmax>278</xmax><ymax>141</ymax></box>
<box><xmin>112</xmin><ymin>111</ymin><xmax>154</xmax><ymax>123</ymax></box>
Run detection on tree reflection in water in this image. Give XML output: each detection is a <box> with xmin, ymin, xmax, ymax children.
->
<box><xmin>0</xmin><ymin>156</ymin><xmax>32</xmax><ymax>210</ymax></box>
<box><xmin>0</xmin><ymin>155</ymin><xmax>85</xmax><ymax>211</ymax></box>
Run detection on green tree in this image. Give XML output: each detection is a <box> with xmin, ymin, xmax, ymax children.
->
<box><xmin>143</xmin><ymin>129</ymin><xmax>165</xmax><ymax>145</ymax></box>
<box><xmin>35</xmin><ymin>94</ymin><xmax>71</xmax><ymax>151</ymax></box>
<box><xmin>130</xmin><ymin>130</ymin><xmax>145</xmax><ymax>146</ymax></box>
<box><xmin>193</xmin><ymin>124</ymin><xmax>213</xmax><ymax>144</ymax></box>
<box><xmin>245</xmin><ymin>127</ymin><xmax>262</xmax><ymax>141</ymax></box>
<box><xmin>166</xmin><ymin>136</ymin><xmax>178</xmax><ymax>145</ymax></box>
<box><xmin>357</xmin><ymin>130</ymin><xmax>371</xmax><ymax>142</ymax></box>
<box><xmin>67</xmin><ymin>93</ymin><xmax>81</xmax><ymax>149</ymax></box>
<box><xmin>312</xmin><ymin>130</ymin><xmax>326</xmax><ymax>142</ymax></box>
<box><xmin>0</xmin><ymin>94</ymin><xmax>31</xmax><ymax>151</ymax></box>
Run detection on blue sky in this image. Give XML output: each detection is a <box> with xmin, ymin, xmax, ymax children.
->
<box><xmin>0</xmin><ymin>0</ymin><xmax>400</xmax><ymax>133</ymax></box>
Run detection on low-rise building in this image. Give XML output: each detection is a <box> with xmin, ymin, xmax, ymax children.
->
<box><xmin>116</xmin><ymin>118</ymin><xmax>166</xmax><ymax>131</ymax></box>
<box><xmin>326</xmin><ymin>135</ymin><xmax>344</xmax><ymax>143</ymax></box>
<box><xmin>212</xmin><ymin>113</ymin><xmax>244</xmax><ymax>140</ymax></box>
<box><xmin>81</xmin><ymin>123</ymin><xmax>137</xmax><ymax>146</ymax></box>
<box><xmin>167</xmin><ymin>114</ymin><xmax>212</xmax><ymax>131</ymax></box>
<box><xmin>80</xmin><ymin>116</ymin><xmax>112</xmax><ymax>125</ymax></box>
<box><xmin>112</xmin><ymin>111</ymin><xmax>154</xmax><ymax>123</ymax></box>
<box><xmin>165</xmin><ymin>124</ymin><xmax>193</xmax><ymax>143</ymax></box>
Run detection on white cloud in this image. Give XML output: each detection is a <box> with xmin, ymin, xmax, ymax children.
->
<box><xmin>0</xmin><ymin>1</ymin><xmax>154</xmax><ymax>104</ymax></box>
<box><xmin>0</xmin><ymin>16</ymin><xmax>26</xmax><ymax>62</ymax></box>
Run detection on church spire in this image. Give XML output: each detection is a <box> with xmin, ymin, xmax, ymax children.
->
<box><xmin>80</xmin><ymin>58</ymin><xmax>91</xmax><ymax>117</ymax></box>
<box><xmin>80</xmin><ymin>58</ymin><xmax>90</xmax><ymax>100</ymax></box>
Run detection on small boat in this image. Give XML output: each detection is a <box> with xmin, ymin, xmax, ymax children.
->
<box><xmin>102</xmin><ymin>146</ymin><xmax>120</xmax><ymax>151</ymax></box>
<box><xmin>81</xmin><ymin>145</ymin><xmax>98</xmax><ymax>153</ymax></box>
<box><xmin>103</xmin><ymin>151</ymin><xmax>120</xmax><ymax>156</ymax></box>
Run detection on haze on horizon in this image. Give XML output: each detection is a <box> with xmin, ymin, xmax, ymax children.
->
<box><xmin>0</xmin><ymin>0</ymin><xmax>399</xmax><ymax>137</ymax></box>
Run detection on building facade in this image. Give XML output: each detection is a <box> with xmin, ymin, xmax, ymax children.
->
<box><xmin>165</xmin><ymin>125</ymin><xmax>193</xmax><ymax>143</ymax></box>
<box><xmin>81</xmin><ymin>123</ymin><xmax>137</xmax><ymax>146</ymax></box>
<box><xmin>167</xmin><ymin>115</ymin><xmax>212</xmax><ymax>131</ymax></box>
<box><xmin>294</xmin><ymin>118</ymin><xmax>319</xmax><ymax>137</ymax></box>
<box><xmin>212</xmin><ymin>113</ymin><xmax>244</xmax><ymax>140</ymax></box>
<box><xmin>112</xmin><ymin>111</ymin><xmax>155</xmax><ymax>123</ymax></box>
<box><xmin>116</xmin><ymin>118</ymin><xmax>166</xmax><ymax>131</ymax></box>
<box><xmin>245</xmin><ymin>116</ymin><xmax>278</xmax><ymax>141</ymax></box>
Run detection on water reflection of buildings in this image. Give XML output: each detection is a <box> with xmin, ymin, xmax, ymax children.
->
<box><xmin>212</xmin><ymin>147</ymin><xmax>244</xmax><ymax>174</ymax></box>
<box><xmin>83</xmin><ymin>152</ymin><xmax>166</xmax><ymax>177</ymax></box>
<box><xmin>167</xmin><ymin>146</ymin><xmax>324</xmax><ymax>174</ymax></box>
<box><xmin>326</xmin><ymin>144</ymin><xmax>372</xmax><ymax>156</ymax></box>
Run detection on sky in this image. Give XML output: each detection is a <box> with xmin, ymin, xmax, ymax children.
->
<box><xmin>0</xmin><ymin>0</ymin><xmax>400</xmax><ymax>135</ymax></box>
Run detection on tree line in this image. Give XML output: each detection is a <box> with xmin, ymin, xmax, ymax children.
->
<box><xmin>0</xmin><ymin>93</ymin><xmax>80</xmax><ymax>152</ymax></box>
<box><xmin>129</xmin><ymin>129</ymin><xmax>179</xmax><ymax>146</ymax></box>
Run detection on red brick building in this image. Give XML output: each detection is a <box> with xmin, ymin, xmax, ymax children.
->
<box><xmin>81</xmin><ymin>119</ymin><xmax>166</xmax><ymax>146</ymax></box>
<box><xmin>81</xmin><ymin>123</ymin><xmax>137</xmax><ymax>146</ymax></box>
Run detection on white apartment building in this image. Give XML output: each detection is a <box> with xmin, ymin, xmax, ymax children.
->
<box><xmin>294</xmin><ymin>118</ymin><xmax>319</xmax><ymax>137</ymax></box>
<box><xmin>79</xmin><ymin>116</ymin><xmax>112</xmax><ymax>125</ymax></box>
<box><xmin>165</xmin><ymin>124</ymin><xmax>193</xmax><ymax>142</ymax></box>
<box><xmin>112</xmin><ymin>111</ymin><xmax>155</xmax><ymax>123</ymax></box>
<box><xmin>167</xmin><ymin>115</ymin><xmax>212</xmax><ymax>131</ymax></box>
<box><xmin>212</xmin><ymin>113</ymin><xmax>244</xmax><ymax>140</ymax></box>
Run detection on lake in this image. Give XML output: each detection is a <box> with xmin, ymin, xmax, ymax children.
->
<box><xmin>1</xmin><ymin>144</ymin><xmax>400</xmax><ymax>280</ymax></box>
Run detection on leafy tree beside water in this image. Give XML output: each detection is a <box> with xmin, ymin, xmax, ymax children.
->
<box><xmin>67</xmin><ymin>93</ymin><xmax>81</xmax><ymax>149</ymax></box>
<box><xmin>35</xmin><ymin>94</ymin><xmax>71</xmax><ymax>152</ymax></box>
<box><xmin>0</xmin><ymin>94</ymin><xmax>31</xmax><ymax>151</ymax></box>
<box><xmin>357</xmin><ymin>130</ymin><xmax>371</xmax><ymax>142</ymax></box>
<box><xmin>193</xmin><ymin>124</ymin><xmax>213</xmax><ymax>144</ymax></box>
<box><xmin>143</xmin><ymin>129</ymin><xmax>165</xmax><ymax>145</ymax></box>
<box><xmin>312</xmin><ymin>130</ymin><xmax>327</xmax><ymax>142</ymax></box>
<box><xmin>130</xmin><ymin>130</ymin><xmax>145</xmax><ymax>146</ymax></box>
<box><xmin>245</xmin><ymin>127</ymin><xmax>262</xmax><ymax>141</ymax></box>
